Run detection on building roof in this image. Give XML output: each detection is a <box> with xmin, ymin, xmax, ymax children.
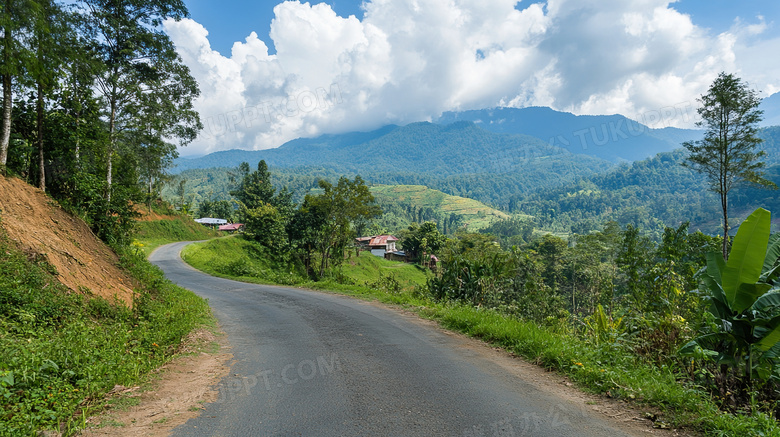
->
<box><xmin>218</xmin><ymin>223</ymin><xmax>243</xmax><ymax>231</ymax></box>
<box><xmin>195</xmin><ymin>217</ymin><xmax>228</xmax><ymax>225</ymax></box>
<box><xmin>368</xmin><ymin>235</ymin><xmax>399</xmax><ymax>246</ymax></box>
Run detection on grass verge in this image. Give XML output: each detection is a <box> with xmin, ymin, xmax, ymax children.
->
<box><xmin>181</xmin><ymin>235</ymin><xmax>431</xmax><ymax>295</ymax></box>
<box><xmin>181</xmin><ymin>237</ymin><xmax>780</xmax><ymax>436</ymax></box>
<box><xmin>0</xmin><ymin>228</ymin><xmax>213</xmax><ymax>436</ymax></box>
<box><xmin>133</xmin><ymin>216</ymin><xmax>221</xmax><ymax>255</ymax></box>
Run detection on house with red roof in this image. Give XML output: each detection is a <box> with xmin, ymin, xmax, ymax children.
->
<box><xmin>218</xmin><ymin>223</ymin><xmax>244</xmax><ymax>232</ymax></box>
<box><xmin>356</xmin><ymin>235</ymin><xmax>399</xmax><ymax>257</ymax></box>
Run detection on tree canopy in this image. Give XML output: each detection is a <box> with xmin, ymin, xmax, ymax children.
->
<box><xmin>682</xmin><ymin>72</ymin><xmax>776</xmax><ymax>258</ymax></box>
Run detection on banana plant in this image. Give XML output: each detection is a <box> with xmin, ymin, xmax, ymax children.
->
<box><xmin>679</xmin><ymin>208</ymin><xmax>780</xmax><ymax>381</ymax></box>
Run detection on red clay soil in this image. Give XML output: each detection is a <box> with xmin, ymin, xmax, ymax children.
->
<box><xmin>0</xmin><ymin>175</ymin><xmax>136</xmax><ymax>307</ymax></box>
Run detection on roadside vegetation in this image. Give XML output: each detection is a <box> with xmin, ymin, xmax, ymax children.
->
<box><xmin>183</xmin><ymin>235</ymin><xmax>429</xmax><ymax>297</ymax></box>
<box><xmin>0</xmin><ymin>224</ymin><xmax>212</xmax><ymax>436</ymax></box>
<box><xmin>134</xmin><ymin>202</ymin><xmax>222</xmax><ymax>255</ymax></box>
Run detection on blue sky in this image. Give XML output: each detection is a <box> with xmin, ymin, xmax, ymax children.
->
<box><xmin>169</xmin><ymin>1</ymin><xmax>780</xmax><ymax>156</ymax></box>
<box><xmin>185</xmin><ymin>0</ymin><xmax>365</xmax><ymax>55</ymax></box>
<box><xmin>185</xmin><ymin>1</ymin><xmax>779</xmax><ymax>55</ymax></box>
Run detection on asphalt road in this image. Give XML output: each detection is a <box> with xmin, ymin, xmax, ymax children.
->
<box><xmin>150</xmin><ymin>242</ymin><xmax>642</xmax><ymax>437</ymax></box>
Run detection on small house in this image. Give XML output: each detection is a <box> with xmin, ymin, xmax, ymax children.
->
<box><xmin>195</xmin><ymin>217</ymin><xmax>228</xmax><ymax>228</ymax></box>
<box><xmin>218</xmin><ymin>223</ymin><xmax>244</xmax><ymax>233</ymax></box>
<box><xmin>385</xmin><ymin>250</ymin><xmax>408</xmax><ymax>262</ymax></box>
<box><xmin>355</xmin><ymin>235</ymin><xmax>399</xmax><ymax>257</ymax></box>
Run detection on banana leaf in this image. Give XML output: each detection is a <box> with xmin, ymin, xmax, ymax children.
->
<box><xmin>722</xmin><ymin>208</ymin><xmax>770</xmax><ymax>306</ymax></box>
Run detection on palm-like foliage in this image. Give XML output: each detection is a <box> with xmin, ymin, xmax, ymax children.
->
<box><xmin>680</xmin><ymin>208</ymin><xmax>780</xmax><ymax>381</ymax></box>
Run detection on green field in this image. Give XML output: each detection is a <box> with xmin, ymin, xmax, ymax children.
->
<box><xmin>370</xmin><ymin>184</ymin><xmax>522</xmax><ymax>231</ymax></box>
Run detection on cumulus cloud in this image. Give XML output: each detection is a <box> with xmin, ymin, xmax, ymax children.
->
<box><xmin>164</xmin><ymin>0</ymin><xmax>780</xmax><ymax>156</ymax></box>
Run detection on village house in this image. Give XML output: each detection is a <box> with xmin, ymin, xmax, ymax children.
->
<box><xmin>355</xmin><ymin>235</ymin><xmax>399</xmax><ymax>257</ymax></box>
<box><xmin>218</xmin><ymin>223</ymin><xmax>244</xmax><ymax>233</ymax></box>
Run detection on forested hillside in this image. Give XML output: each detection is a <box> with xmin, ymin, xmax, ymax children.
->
<box><xmin>514</xmin><ymin>126</ymin><xmax>780</xmax><ymax>235</ymax></box>
<box><xmin>173</xmin><ymin>120</ymin><xmax>612</xmax><ymax>179</ymax></box>
<box><xmin>437</xmin><ymin>106</ymin><xmax>703</xmax><ymax>162</ymax></box>
<box><xmin>166</xmin><ymin>121</ymin><xmax>615</xmax><ymax>211</ymax></box>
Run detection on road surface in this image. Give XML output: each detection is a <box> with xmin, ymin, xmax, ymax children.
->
<box><xmin>149</xmin><ymin>241</ymin><xmax>645</xmax><ymax>437</ymax></box>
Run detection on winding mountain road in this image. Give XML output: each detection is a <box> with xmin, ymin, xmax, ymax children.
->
<box><xmin>150</xmin><ymin>242</ymin><xmax>647</xmax><ymax>436</ymax></box>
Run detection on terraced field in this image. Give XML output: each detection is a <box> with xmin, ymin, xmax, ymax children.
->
<box><xmin>370</xmin><ymin>185</ymin><xmax>524</xmax><ymax>231</ymax></box>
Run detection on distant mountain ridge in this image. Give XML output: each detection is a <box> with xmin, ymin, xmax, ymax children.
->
<box><xmin>173</xmin><ymin>119</ymin><xmax>610</xmax><ymax>176</ymax></box>
<box><xmin>176</xmin><ymin>106</ymin><xmax>704</xmax><ymax>176</ymax></box>
<box><xmin>436</xmin><ymin>106</ymin><xmax>703</xmax><ymax>162</ymax></box>
<box><xmin>761</xmin><ymin>92</ymin><xmax>780</xmax><ymax>127</ymax></box>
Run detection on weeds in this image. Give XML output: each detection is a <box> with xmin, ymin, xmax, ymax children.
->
<box><xmin>0</xmin><ymin>230</ymin><xmax>211</xmax><ymax>436</ymax></box>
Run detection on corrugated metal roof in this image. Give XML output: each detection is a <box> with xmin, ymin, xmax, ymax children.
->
<box><xmin>368</xmin><ymin>235</ymin><xmax>398</xmax><ymax>246</ymax></box>
<box><xmin>218</xmin><ymin>223</ymin><xmax>243</xmax><ymax>231</ymax></box>
<box><xmin>195</xmin><ymin>217</ymin><xmax>228</xmax><ymax>225</ymax></box>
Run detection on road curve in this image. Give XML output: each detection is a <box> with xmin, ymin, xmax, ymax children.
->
<box><xmin>150</xmin><ymin>242</ymin><xmax>643</xmax><ymax>437</ymax></box>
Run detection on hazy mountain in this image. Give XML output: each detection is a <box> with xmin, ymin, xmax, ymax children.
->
<box><xmin>761</xmin><ymin>92</ymin><xmax>780</xmax><ymax>127</ymax></box>
<box><xmin>436</xmin><ymin>106</ymin><xmax>702</xmax><ymax>163</ymax></box>
<box><xmin>173</xmin><ymin>120</ymin><xmax>611</xmax><ymax>177</ymax></box>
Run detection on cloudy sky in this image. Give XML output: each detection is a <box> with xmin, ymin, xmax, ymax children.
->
<box><xmin>167</xmin><ymin>0</ymin><xmax>780</xmax><ymax>156</ymax></box>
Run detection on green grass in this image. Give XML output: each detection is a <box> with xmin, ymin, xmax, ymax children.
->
<box><xmin>134</xmin><ymin>216</ymin><xmax>222</xmax><ymax>255</ymax></box>
<box><xmin>181</xmin><ymin>236</ymin><xmax>431</xmax><ymax>294</ymax></box>
<box><xmin>370</xmin><ymin>185</ymin><xmax>519</xmax><ymax>231</ymax></box>
<box><xmin>0</xmin><ymin>227</ymin><xmax>213</xmax><ymax>436</ymax></box>
<box><xmin>181</xmin><ymin>236</ymin><xmax>780</xmax><ymax>436</ymax></box>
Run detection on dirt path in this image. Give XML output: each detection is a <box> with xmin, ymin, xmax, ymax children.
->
<box><xmin>79</xmin><ymin>329</ymin><xmax>233</xmax><ymax>437</ymax></box>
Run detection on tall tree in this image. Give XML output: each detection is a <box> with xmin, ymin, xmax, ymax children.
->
<box><xmin>683</xmin><ymin>72</ymin><xmax>776</xmax><ymax>259</ymax></box>
<box><xmin>232</xmin><ymin>160</ymin><xmax>275</xmax><ymax>209</ymax></box>
<box><xmin>0</xmin><ymin>0</ymin><xmax>36</xmax><ymax>172</ymax></box>
<box><xmin>29</xmin><ymin>0</ymin><xmax>72</xmax><ymax>191</ymax></box>
<box><xmin>307</xmin><ymin>176</ymin><xmax>382</xmax><ymax>277</ymax></box>
<box><xmin>81</xmin><ymin>0</ymin><xmax>198</xmax><ymax>202</ymax></box>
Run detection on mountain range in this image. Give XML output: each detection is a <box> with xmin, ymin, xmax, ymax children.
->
<box><xmin>761</xmin><ymin>92</ymin><xmax>780</xmax><ymax>127</ymax></box>
<box><xmin>436</xmin><ymin>107</ymin><xmax>702</xmax><ymax>162</ymax></box>
<box><xmin>173</xmin><ymin>106</ymin><xmax>707</xmax><ymax>175</ymax></box>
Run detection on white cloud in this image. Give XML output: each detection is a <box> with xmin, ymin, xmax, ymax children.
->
<box><xmin>164</xmin><ymin>0</ymin><xmax>780</xmax><ymax>156</ymax></box>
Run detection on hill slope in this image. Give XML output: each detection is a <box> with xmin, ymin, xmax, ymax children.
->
<box><xmin>0</xmin><ymin>176</ymin><xmax>135</xmax><ymax>305</ymax></box>
<box><xmin>370</xmin><ymin>185</ymin><xmax>514</xmax><ymax>232</ymax></box>
<box><xmin>514</xmin><ymin>126</ymin><xmax>780</xmax><ymax>235</ymax></box>
<box><xmin>761</xmin><ymin>92</ymin><xmax>780</xmax><ymax>127</ymax></box>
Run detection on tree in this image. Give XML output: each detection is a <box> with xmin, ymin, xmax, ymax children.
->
<box><xmin>231</xmin><ymin>160</ymin><xmax>275</xmax><ymax>210</ymax></box>
<box><xmin>305</xmin><ymin>176</ymin><xmax>381</xmax><ymax>277</ymax></box>
<box><xmin>683</xmin><ymin>72</ymin><xmax>777</xmax><ymax>259</ymax></box>
<box><xmin>400</xmin><ymin>221</ymin><xmax>446</xmax><ymax>265</ymax></box>
<box><xmin>0</xmin><ymin>0</ymin><xmax>36</xmax><ymax>172</ymax></box>
<box><xmin>27</xmin><ymin>0</ymin><xmax>73</xmax><ymax>191</ymax></box>
<box><xmin>82</xmin><ymin>0</ymin><xmax>199</xmax><ymax>202</ymax></box>
<box><xmin>679</xmin><ymin>208</ymin><xmax>780</xmax><ymax>385</ymax></box>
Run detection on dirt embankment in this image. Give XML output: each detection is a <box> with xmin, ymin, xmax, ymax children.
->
<box><xmin>0</xmin><ymin>176</ymin><xmax>135</xmax><ymax>306</ymax></box>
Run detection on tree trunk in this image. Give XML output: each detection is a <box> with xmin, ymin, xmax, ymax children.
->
<box><xmin>73</xmin><ymin>68</ymin><xmax>80</xmax><ymax>165</ymax></box>
<box><xmin>75</xmin><ymin>116</ymin><xmax>80</xmax><ymax>164</ymax></box>
<box><xmin>0</xmin><ymin>2</ymin><xmax>10</xmax><ymax>173</ymax></box>
<box><xmin>107</xmin><ymin>97</ymin><xmax>115</xmax><ymax>203</ymax></box>
<box><xmin>0</xmin><ymin>72</ymin><xmax>11</xmax><ymax>172</ymax></box>
<box><xmin>37</xmin><ymin>81</ymin><xmax>45</xmax><ymax>191</ymax></box>
<box><xmin>721</xmin><ymin>189</ymin><xmax>729</xmax><ymax>260</ymax></box>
